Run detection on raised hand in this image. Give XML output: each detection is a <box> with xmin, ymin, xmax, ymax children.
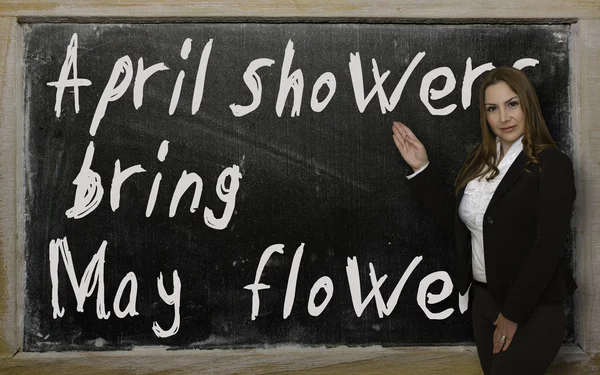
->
<box><xmin>392</xmin><ymin>121</ymin><xmax>429</xmax><ymax>172</ymax></box>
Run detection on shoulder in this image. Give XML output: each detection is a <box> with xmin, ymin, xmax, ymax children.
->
<box><xmin>537</xmin><ymin>146</ymin><xmax>573</xmax><ymax>170</ymax></box>
<box><xmin>534</xmin><ymin>147</ymin><xmax>575</xmax><ymax>192</ymax></box>
<box><xmin>534</xmin><ymin>146</ymin><xmax>576</xmax><ymax>199</ymax></box>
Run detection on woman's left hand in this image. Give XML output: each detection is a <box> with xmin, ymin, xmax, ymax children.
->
<box><xmin>493</xmin><ymin>313</ymin><xmax>518</xmax><ymax>354</ymax></box>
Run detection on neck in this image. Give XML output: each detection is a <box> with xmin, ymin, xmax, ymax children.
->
<box><xmin>500</xmin><ymin>141</ymin><xmax>514</xmax><ymax>157</ymax></box>
<box><xmin>498</xmin><ymin>141</ymin><xmax>513</xmax><ymax>164</ymax></box>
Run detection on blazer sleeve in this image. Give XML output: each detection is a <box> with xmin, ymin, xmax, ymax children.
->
<box><xmin>501</xmin><ymin>148</ymin><xmax>576</xmax><ymax>324</ymax></box>
<box><xmin>405</xmin><ymin>163</ymin><xmax>455</xmax><ymax>236</ymax></box>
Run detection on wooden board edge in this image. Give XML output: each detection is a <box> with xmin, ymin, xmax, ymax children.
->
<box><xmin>0</xmin><ymin>13</ymin><xmax>598</xmax><ymax>359</ymax></box>
<box><xmin>0</xmin><ymin>1</ymin><xmax>599</xmax><ymax>20</ymax></box>
<box><xmin>0</xmin><ymin>16</ymin><xmax>23</xmax><ymax>358</ymax></box>
<box><xmin>576</xmin><ymin>19</ymin><xmax>600</xmax><ymax>354</ymax></box>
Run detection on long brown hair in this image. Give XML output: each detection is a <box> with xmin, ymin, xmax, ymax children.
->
<box><xmin>454</xmin><ymin>66</ymin><xmax>556</xmax><ymax>194</ymax></box>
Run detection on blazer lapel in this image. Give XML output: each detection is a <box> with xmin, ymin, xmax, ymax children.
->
<box><xmin>454</xmin><ymin>184</ymin><xmax>471</xmax><ymax>294</ymax></box>
<box><xmin>486</xmin><ymin>150</ymin><xmax>528</xmax><ymax>210</ymax></box>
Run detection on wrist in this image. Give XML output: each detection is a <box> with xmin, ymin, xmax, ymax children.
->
<box><xmin>412</xmin><ymin>161</ymin><xmax>429</xmax><ymax>173</ymax></box>
<box><xmin>406</xmin><ymin>162</ymin><xmax>429</xmax><ymax>180</ymax></box>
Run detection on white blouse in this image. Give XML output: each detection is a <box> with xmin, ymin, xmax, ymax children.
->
<box><xmin>458</xmin><ymin>135</ymin><xmax>524</xmax><ymax>282</ymax></box>
<box><xmin>407</xmin><ymin>135</ymin><xmax>525</xmax><ymax>283</ymax></box>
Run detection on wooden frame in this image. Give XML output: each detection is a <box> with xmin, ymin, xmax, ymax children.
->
<box><xmin>1</xmin><ymin>1</ymin><xmax>599</xmax><ymax>373</ymax></box>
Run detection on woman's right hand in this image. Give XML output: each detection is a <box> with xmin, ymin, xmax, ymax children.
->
<box><xmin>392</xmin><ymin>121</ymin><xmax>429</xmax><ymax>172</ymax></box>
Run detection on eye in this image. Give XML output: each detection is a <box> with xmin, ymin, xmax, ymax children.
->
<box><xmin>508</xmin><ymin>100</ymin><xmax>519</xmax><ymax>108</ymax></box>
<box><xmin>486</xmin><ymin>106</ymin><xmax>497</xmax><ymax>112</ymax></box>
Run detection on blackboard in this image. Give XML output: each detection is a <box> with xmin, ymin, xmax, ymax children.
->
<box><xmin>23</xmin><ymin>23</ymin><xmax>573</xmax><ymax>351</ymax></box>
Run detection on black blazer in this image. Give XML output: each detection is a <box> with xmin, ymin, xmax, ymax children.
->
<box><xmin>406</xmin><ymin>146</ymin><xmax>576</xmax><ymax>324</ymax></box>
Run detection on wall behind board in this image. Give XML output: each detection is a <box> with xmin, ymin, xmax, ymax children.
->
<box><xmin>21</xmin><ymin>22</ymin><xmax>573</xmax><ymax>351</ymax></box>
<box><xmin>1</xmin><ymin>0</ymin><xmax>600</xmax><ymax>366</ymax></box>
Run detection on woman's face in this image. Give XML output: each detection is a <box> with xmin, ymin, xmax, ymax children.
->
<box><xmin>484</xmin><ymin>81</ymin><xmax>526</xmax><ymax>154</ymax></box>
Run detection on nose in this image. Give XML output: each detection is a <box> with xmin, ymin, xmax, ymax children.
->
<box><xmin>499</xmin><ymin>107</ymin><xmax>509</xmax><ymax>123</ymax></box>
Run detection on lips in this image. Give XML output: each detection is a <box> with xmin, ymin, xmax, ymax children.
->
<box><xmin>501</xmin><ymin>126</ymin><xmax>517</xmax><ymax>132</ymax></box>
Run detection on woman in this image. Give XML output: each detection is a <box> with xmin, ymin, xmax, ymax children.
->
<box><xmin>392</xmin><ymin>66</ymin><xmax>576</xmax><ymax>374</ymax></box>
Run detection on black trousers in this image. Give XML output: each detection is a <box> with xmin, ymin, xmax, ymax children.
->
<box><xmin>472</xmin><ymin>284</ymin><xmax>565</xmax><ymax>375</ymax></box>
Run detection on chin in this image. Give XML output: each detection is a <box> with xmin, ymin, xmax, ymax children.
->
<box><xmin>495</xmin><ymin>128</ymin><xmax>524</xmax><ymax>144</ymax></box>
<box><xmin>503</xmin><ymin>134</ymin><xmax>523</xmax><ymax>143</ymax></box>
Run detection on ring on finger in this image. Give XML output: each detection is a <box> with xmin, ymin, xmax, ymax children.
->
<box><xmin>500</xmin><ymin>335</ymin><xmax>507</xmax><ymax>343</ymax></box>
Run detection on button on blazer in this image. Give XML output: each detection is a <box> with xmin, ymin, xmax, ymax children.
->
<box><xmin>406</xmin><ymin>146</ymin><xmax>576</xmax><ymax>324</ymax></box>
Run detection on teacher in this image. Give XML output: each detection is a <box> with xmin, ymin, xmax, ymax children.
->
<box><xmin>392</xmin><ymin>66</ymin><xmax>576</xmax><ymax>374</ymax></box>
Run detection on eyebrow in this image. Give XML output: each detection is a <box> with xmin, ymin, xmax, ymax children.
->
<box><xmin>485</xmin><ymin>96</ymin><xmax>519</xmax><ymax>106</ymax></box>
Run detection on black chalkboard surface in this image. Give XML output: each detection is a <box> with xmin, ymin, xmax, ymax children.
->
<box><xmin>23</xmin><ymin>23</ymin><xmax>572</xmax><ymax>351</ymax></box>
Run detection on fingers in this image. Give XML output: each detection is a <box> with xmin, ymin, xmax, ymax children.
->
<box><xmin>392</xmin><ymin>124</ymin><xmax>407</xmax><ymax>147</ymax></box>
<box><xmin>392</xmin><ymin>121</ymin><xmax>409</xmax><ymax>140</ymax></box>
<box><xmin>393</xmin><ymin>121</ymin><xmax>409</xmax><ymax>140</ymax></box>
<box><xmin>392</xmin><ymin>120</ymin><xmax>405</xmax><ymax>131</ymax></box>
<box><xmin>392</xmin><ymin>122</ymin><xmax>405</xmax><ymax>142</ymax></box>
<box><xmin>392</xmin><ymin>125</ymin><xmax>410</xmax><ymax>157</ymax></box>
<box><xmin>494</xmin><ymin>330</ymin><xmax>514</xmax><ymax>353</ymax></box>
<box><xmin>392</xmin><ymin>122</ymin><xmax>421</xmax><ymax>149</ymax></box>
<box><xmin>492</xmin><ymin>327</ymin><xmax>502</xmax><ymax>354</ymax></box>
<box><xmin>392</xmin><ymin>121</ymin><xmax>429</xmax><ymax>172</ymax></box>
<box><xmin>394</xmin><ymin>121</ymin><xmax>419</xmax><ymax>139</ymax></box>
<box><xmin>502</xmin><ymin>333</ymin><xmax>513</xmax><ymax>352</ymax></box>
<box><xmin>401</xmin><ymin>123</ymin><xmax>419</xmax><ymax>139</ymax></box>
<box><xmin>392</xmin><ymin>133</ymin><xmax>406</xmax><ymax>154</ymax></box>
<box><xmin>492</xmin><ymin>316</ymin><xmax>503</xmax><ymax>353</ymax></box>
